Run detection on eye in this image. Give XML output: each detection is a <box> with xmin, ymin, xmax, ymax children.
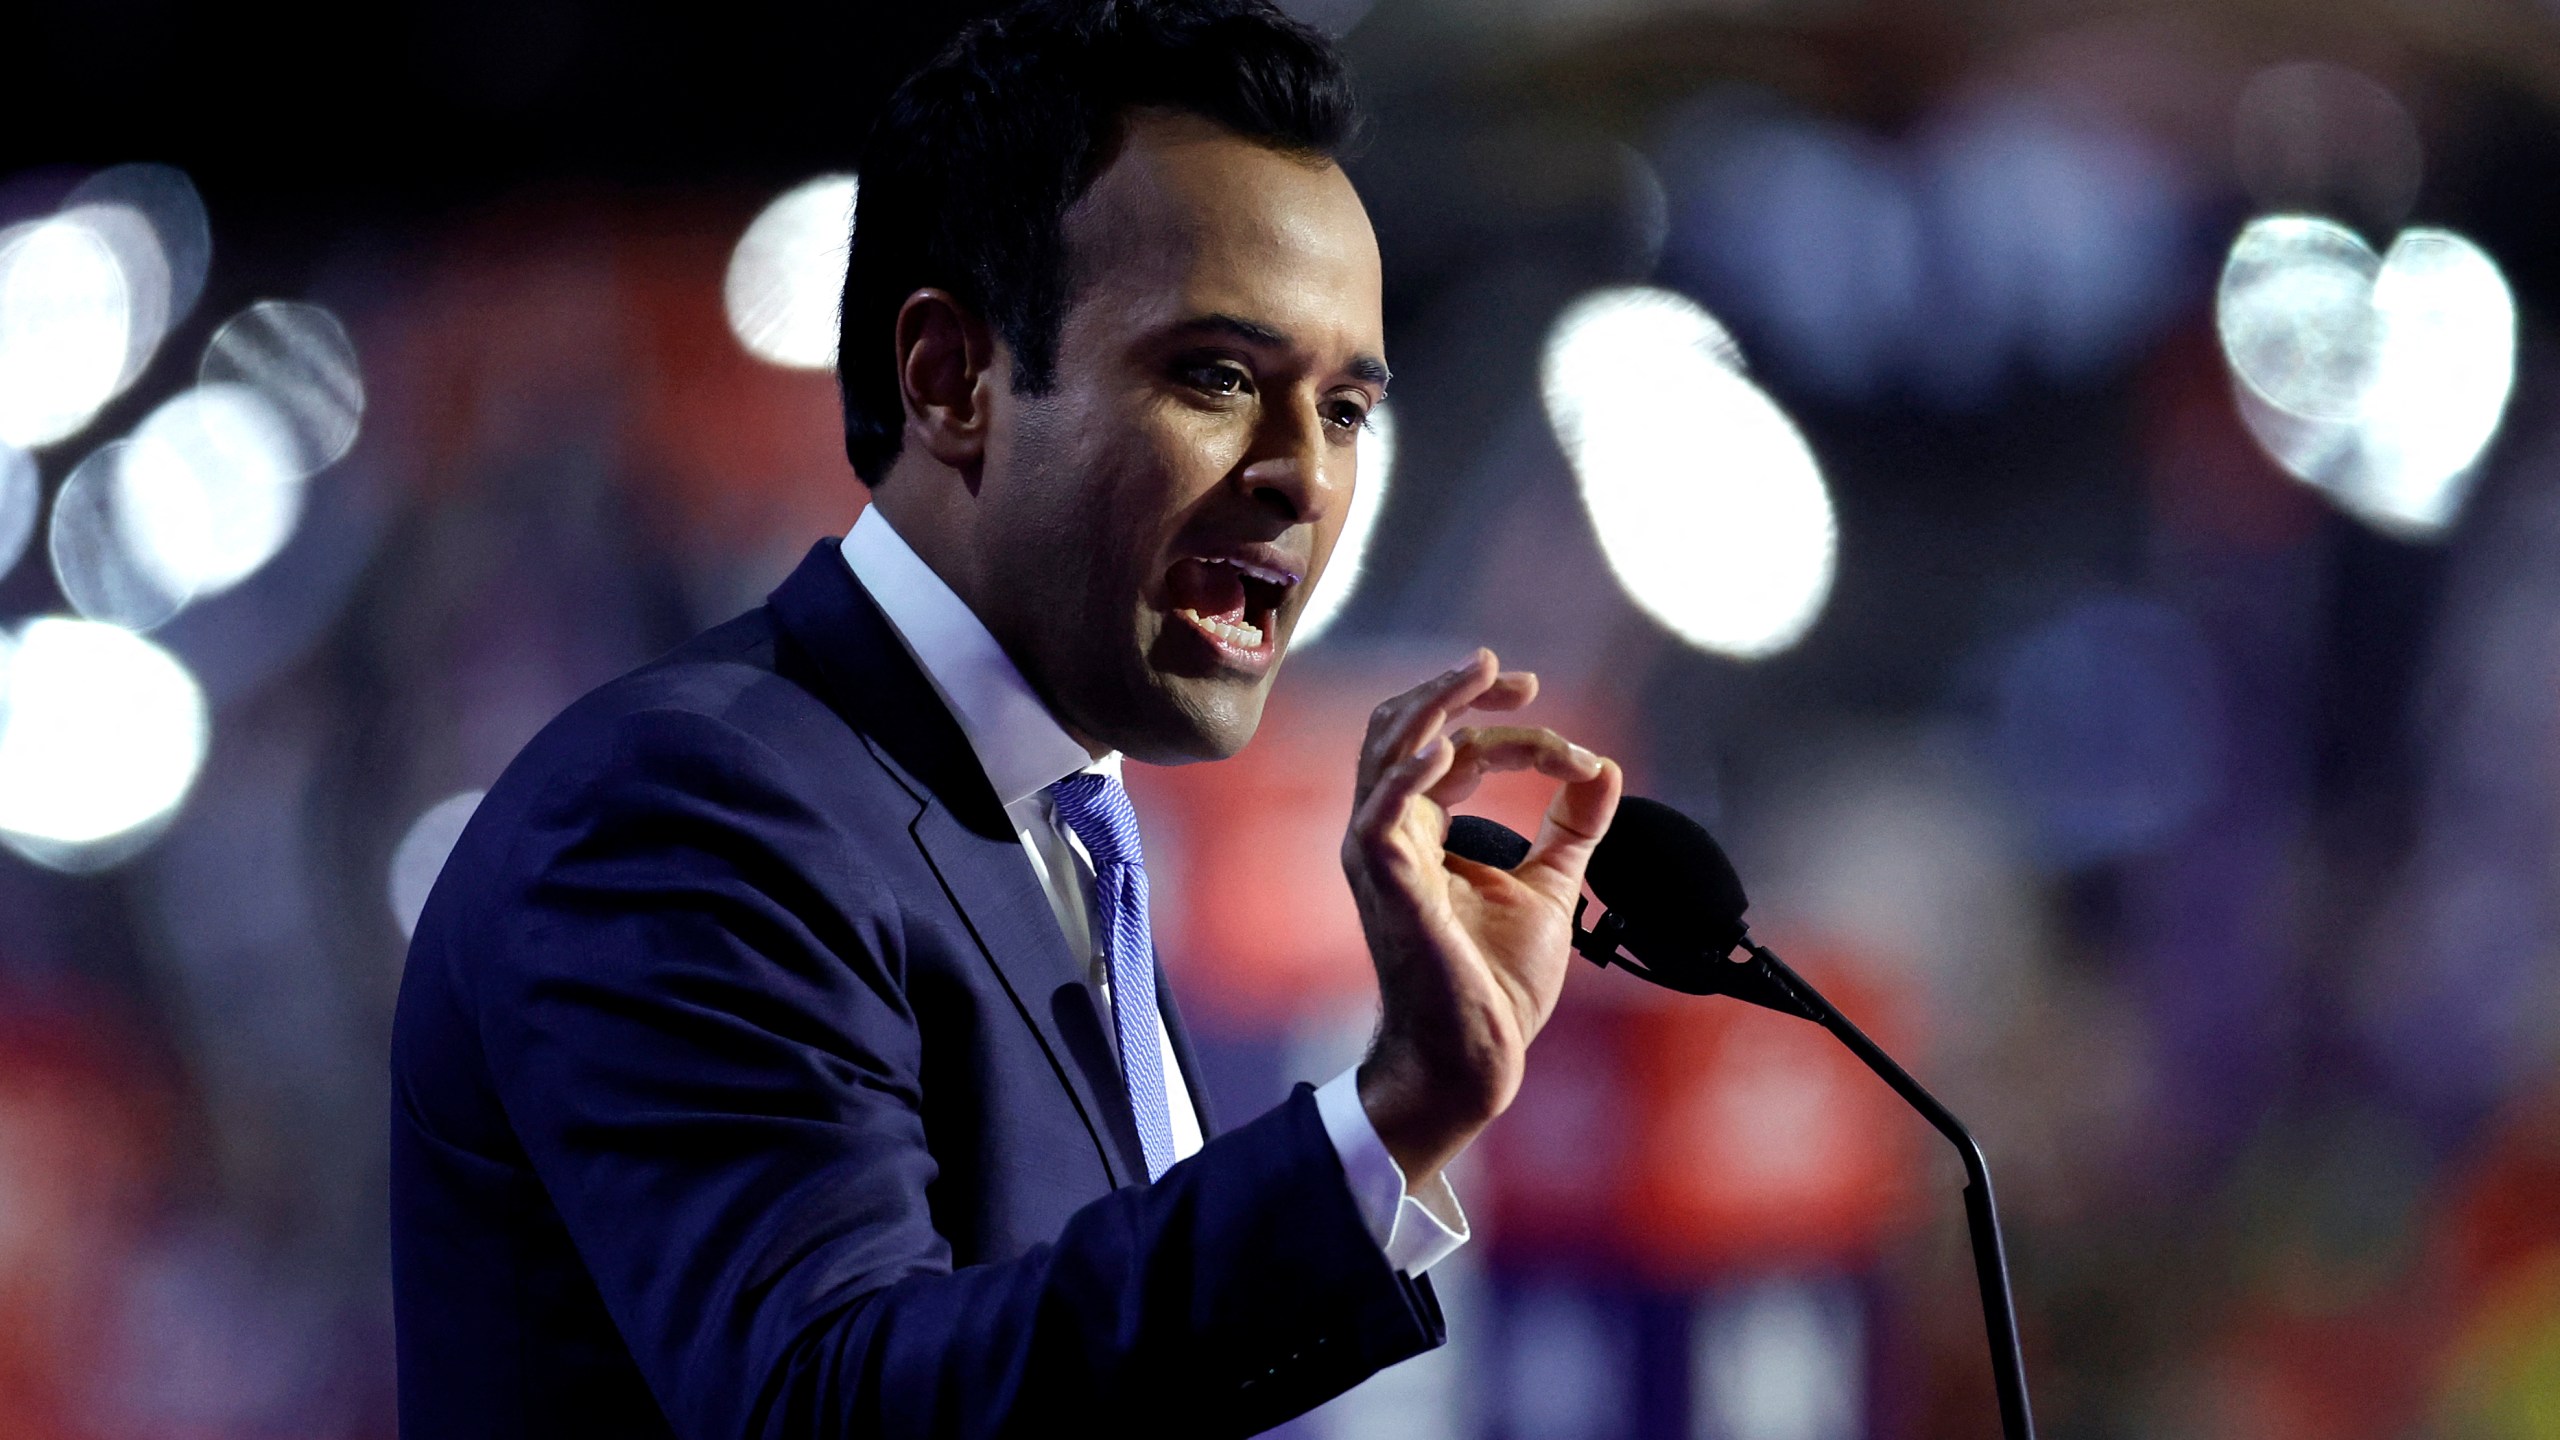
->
<box><xmin>1322</xmin><ymin>397</ymin><xmax>1372</xmax><ymax>435</ymax></box>
<box><xmin>1178</xmin><ymin>359</ymin><xmax>1252</xmax><ymax>397</ymax></box>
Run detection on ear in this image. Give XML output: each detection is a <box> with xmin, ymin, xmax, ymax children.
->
<box><xmin>895</xmin><ymin>288</ymin><xmax>1000</xmax><ymax>470</ymax></box>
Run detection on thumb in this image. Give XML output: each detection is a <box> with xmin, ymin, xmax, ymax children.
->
<box><xmin>1515</xmin><ymin>758</ymin><xmax>1622</xmax><ymax>908</ymax></box>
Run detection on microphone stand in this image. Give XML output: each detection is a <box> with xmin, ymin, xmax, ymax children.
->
<box><xmin>1572</xmin><ymin>905</ymin><xmax>2037</xmax><ymax>1440</ymax></box>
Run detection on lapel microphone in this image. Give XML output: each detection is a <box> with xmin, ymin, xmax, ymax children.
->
<box><xmin>1446</xmin><ymin>800</ymin><xmax>2038</xmax><ymax>1440</ymax></box>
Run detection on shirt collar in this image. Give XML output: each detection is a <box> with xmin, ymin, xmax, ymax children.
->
<box><xmin>840</xmin><ymin>506</ymin><xmax>1117</xmax><ymax>808</ymax></box>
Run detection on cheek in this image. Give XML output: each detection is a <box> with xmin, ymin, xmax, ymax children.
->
<box><xmin>1158</xmin><ymin>395</ymin><xmax>1253</xmax><ymax>467</ymax></box>
<box><xmin>1111</xmin><ymin>404</ymin><xmax>1249</xmax><ymax>545</ymax></box>
<box><xmin>1149</xmin><ymin>404</ymin><xmax>1256</xmax><ymax>517</ymax></box>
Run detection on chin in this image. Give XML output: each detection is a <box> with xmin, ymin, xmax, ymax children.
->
<box><xmin>1110</xmin><ymin>674</ymin><xmax>1272</xmax><ymax>766</ymax></box>
<box><xmin>1078</xmin><ymin>622</ymin><xmax>1274</xmax><ymax>765</ymax></box>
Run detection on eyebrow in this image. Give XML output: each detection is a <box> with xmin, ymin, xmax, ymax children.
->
<box><xmin>1168</xmin><ymin>312</ymin><xmax>1392</xmax><ymax>391</ymax></box>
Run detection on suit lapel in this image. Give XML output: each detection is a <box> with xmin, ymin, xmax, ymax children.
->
<box><xmin>907</xmin><ymin>803</ymin><xmax>1151</xmax><ymax>1185</ymax></box>
<box><xmin>765</xmin><ymin>541</ymin><xmax>1149</xmax><ymax>1188</ymax></box>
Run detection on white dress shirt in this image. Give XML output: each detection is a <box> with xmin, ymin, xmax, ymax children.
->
<box><xmin>841</xmin><ymin>507</ymin><xmax>1466</xmax><ymax>1275</ymax></box>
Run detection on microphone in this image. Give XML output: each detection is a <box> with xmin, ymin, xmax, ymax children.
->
<box><xmin>1444</xmin><ymin>803</ymin><xmax>2038</xmax><ymax>1440</ymax></box>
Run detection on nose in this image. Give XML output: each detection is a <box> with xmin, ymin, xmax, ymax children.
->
<box><xmin>1233</xmin><ymin>391</ymin><xmax>1347</xmax><ymax>527</ymax></box>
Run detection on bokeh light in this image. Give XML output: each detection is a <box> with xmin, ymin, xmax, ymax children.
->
<box><xmin>0</xmin><ymin>617</ymin><xmax>209</xmax><ymax>866</ymax></box>
<box><xmin>1694</xmin><ymin>1280</ymin><xmax>1863</xmax><ymax>1440</ymax></box>
<box><xmin>1290</xmin><ymin>405</ymin><xmax>1392</xmax><ymax>647</ymax></box>
<box><xmin>0</xmin><ymin>168</ymin><xmax>211</xmax><ymax>451</ymax></box>
<box><xmin>1983</xmin><ymin>594</ymin><xmax>2225</xmax><ymax>868</ymax></box>
<box><xmin>61</xmin><ymin>203</ymin><xmax>174</xmax><ymax>396</ymax></box>
<box><xmin>1541</xmin><ymin>285</ymin><xmax>1836</xmax><ymax>659</ymax></box>
<box><xmin>50</xmin><ymin>383</ymin><xmax>313</xmax><ymax>630</ymax></box>
<box><xmin>1658</xmin><ymin>93</ymin><xmax>2188</xmax><ymax>407</ymax></box>
<box><xmin>120</xmin><ymin>383</ymin><xmax>308</xmax><ymax>597</ymax></box>
<box><xmin>0</xmin><ymin>443</ymin><xmax>35</xmax><ymax>580</ymax></box>
<box><xmin>2219</xmin><ymin>215</ymin><xmax>2386</xmax><ymax>421</ymax></box>
<box><xmin>47</xmin><ymin>302</ymin><xmax>364</xmax><ymax>631</ymax></box>
<box><xmin>1660</xmin><ymin>108</ymin><xmax>1919</xmax><ymax>401</ymax></box>
<box><xmin>200</xmin><ymin>301</ymin><xmax>367</xmax><ymax>474</ymax></box>
<box><xmin>67</xmin><ymin>163</ymin><xmax>212</xmax><ymax>333</ymax></box>
<box><xmin>0</xmin><ymin>216</ymin><xmax>133</xmax><ymax>449</ymax></box>
<box><xmin>2218</xmin><ymin>216</ymin><xmax>2516</xmax><ymax>537</ymax></box>
<box><xmin>390</xmin><ymin>791</ymin><xmax>485</xmax><ymax>940</ymax></box>
<box><xmin>50</xmin><ymin>442</ymin><xmax>192</xmax><ymax>630</ymax></box>
<box><xmin>2349</xmin><ymin>230</ymin><xmax>2518</xmax><ymax>530</ymax></box>
<box><xmin>724</xmin><ymin>174</ymin><xmax>857</xmax><ymax>369</ymax></box>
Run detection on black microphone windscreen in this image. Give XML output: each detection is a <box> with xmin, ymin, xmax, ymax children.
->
<box><xmin>1584</xmin><ymin>796</ymin><xmax>1750</xmax><ymax>954</ymax></box>
<box><xmin>1444</xmin><ymin>814</ymin><xmax>1532</xmax><ymax>871</ymax></box>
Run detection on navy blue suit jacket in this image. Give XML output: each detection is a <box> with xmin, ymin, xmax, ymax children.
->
<box><xmin>390</xmin><ymin>540</ymin><xmax>1444</xmax><ymax>1438</ymax></box>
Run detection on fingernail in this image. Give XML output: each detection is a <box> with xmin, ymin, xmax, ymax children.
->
<box><xmin>1568</xmin><ymin>743</ymin><xmax>1598</xmax><ymax>768</ymax></box>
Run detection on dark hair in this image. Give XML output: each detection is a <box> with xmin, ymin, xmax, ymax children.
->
<box><xmin>838</xmin><ymin>0</ymin><xmax>1364</xmax><ymax>484</ymax></box>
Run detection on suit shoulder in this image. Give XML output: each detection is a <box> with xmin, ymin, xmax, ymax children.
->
<box><xmin>409</xmin><ymin>605</ymin><xmax>912</xmax><ymax>970</ymax></box>
<box><xmin>441</xmin><ymin>606</ymin><xmax>910</xmax><ymax>902</ymax></box>
<box><xmin>503</xmin><ymin>609</ymin><xmax>869</xmax><ymax>791</ymax></box>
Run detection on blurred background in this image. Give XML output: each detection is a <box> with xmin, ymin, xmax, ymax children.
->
<box><xmin>6</xmin><ymin>0</ymin><xmax>2560</xmax><ymax>1435</ymax></box>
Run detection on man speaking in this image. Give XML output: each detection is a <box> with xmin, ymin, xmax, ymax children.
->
<box><xmin>389</xmin><ymin>1</ymin><xmax>1622</xmax><ymax>1435</ymax></box>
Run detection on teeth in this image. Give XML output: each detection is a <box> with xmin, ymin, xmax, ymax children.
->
<box><xmin>1178</xmin><ymin>607</ymin><xmax>1265</xmax><ymax>649</ymax></box>
<box><xmin>1204</xmin><ymin>556</ymin><xmax>1299</xmax><ymax>588</ymax></box>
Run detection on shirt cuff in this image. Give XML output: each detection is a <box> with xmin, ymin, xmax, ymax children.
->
<box><xmin>1313</xmin><ymin>1066</ymin><xmax>1471</xmax><ymax>1276</ymax></box>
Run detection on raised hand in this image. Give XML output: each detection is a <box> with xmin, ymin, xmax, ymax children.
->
<box><xmin>1341</xmin><ymin>648</ymin><xmax>1622</xmax><ymax>1186</ymax></box>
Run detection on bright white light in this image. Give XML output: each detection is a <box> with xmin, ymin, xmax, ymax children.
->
<box><xmin>51</xmin><ymin>443</ymin><xmax>191</xmax><ymax>630</ymax></box>
<box><xmin>2353</xmin><ymin>231</ymin><xmax>2516</xmax><ymax>530</ymax></box>
<box><xmin>390</xmin><ymin>790</ymin><xmax>485</xmax><ymax>940</ymax></box>
<box><xmin>1292</xmin><ymin>406</ymin><xmax>1393</xmax><ymax>647</ymax></box>
<box><xmin>120</xmin><ymin>383</ymin><xmax>307</xmax><ymax>596</ymax></box>
<box><xmin>2218</xmin><ymin>216</ymin><xmax>2515</xmax><ymax>537</ymax></box>
<box><xmin>0</xmin><ymin>444</ymin><xmax>35</xmax><ymax>580</ymax></box>
<box><xmin>725</xmin><ymin>174</ymin><xmax>857</xmax><ymax>369</ymax></box>
<box><xmin>1542</xmin><ymin>286</ymin><xmax>1836</xmax><ymax>659</ymax></box>
<box><xmin>67</xmin><ymin>164</ymin><xmax>212</xmax><ymax>330</ymax></box>
<box><xmin>51</xmin><ymin>384</ymin><xmax>315</xmax><ymax>629</ymax></box>
<box><xmin>63</xmin><ymin>203</ymin><xmax>173</xmax><ymax>395</ymax></box>
<box><xmin>200</xmin><ymin>300</ymin><xmax>366</xmax><ymax>474</ymax></box>
<box><xmin>0</xmin><ymin>617</ymin><xmax>209</xmax><ymax>855</ymax></box>
<box><xmin>0</xmin><ymin>217</ymin><xmax>133</xmax><ymax>449</ymax></box>
<box><xmin>2219</xmin><ymin>216</ymin><xmax>2385</xmax><ymax>420</ymax></box>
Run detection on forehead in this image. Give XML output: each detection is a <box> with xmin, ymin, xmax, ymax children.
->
<box><xmin>1061</xmin><ymin>110</ymin><xmax>1383</xmax><ymax>355</ymax></box>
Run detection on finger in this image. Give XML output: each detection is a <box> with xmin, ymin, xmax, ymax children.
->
<box><xmin>1466</xmin><ymin>671</ymin><xmax>1539</xmax><ymax>714</ymax></box>
<box><xmin>1357</xmin><ymin>651</ymin><xmax>1489</xmax><ymax>792</ymax></box>
<box><xmin>1514</xmin><ymin>758</ymin><xmax>1624</xmax><ymax>908</ymax></box>
<box><xmin>1423</xmin><ymin>725</ymin><xmax>1604</xmax><ymax>808</ymax></box>
<box><xmin>1349</xmin><ymin>740</ymin><xmax>1463</xmax><ymax>884</ymax></box>
<box><xmin>1355</xmin><ymin>732</ymin><xmax>1458</xmax><ymax>840</ymax></box>
<box><xmin>1378</xmin><ymin>667</ymin><xmax>1539</xmax><ymax>773</ymax></box>
<box><xmin>1356</xmin><ymin>650</ymin><xmax>1496</xmax><ymax>794</ymax></box>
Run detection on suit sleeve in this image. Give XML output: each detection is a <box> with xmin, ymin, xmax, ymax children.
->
<box><xmin>474</xmin><ymin>709</ymin><xmax>1443</xmax><ymax>1440</ymax></box>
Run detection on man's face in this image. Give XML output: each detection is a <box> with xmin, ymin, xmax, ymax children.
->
<box><xmin>969</xmin><ymin>110</ymin><xmax>1386</xmax><ymax>764</ymax></box>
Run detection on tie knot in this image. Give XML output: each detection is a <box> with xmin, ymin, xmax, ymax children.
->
<box><xmin>1049</xmin><ymin>772</ymin><xmax>1144</xmax><ymax>869</ymax></box>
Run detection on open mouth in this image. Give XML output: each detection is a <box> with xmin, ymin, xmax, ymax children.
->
<box><xmin>1165</xmin><ymin>554</ymin><xmax>1298</xmax><ymax>665</ymax></box>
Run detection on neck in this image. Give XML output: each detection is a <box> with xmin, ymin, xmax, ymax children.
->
<box><xmin>867</xmin><ymin>478</ymin><xmax>1112</xmax><ymax>763</ymax></box>
<box><xmin>870</xmin><ymin>470</ymin><xmax>980</xmax><ymax>607</ymax></box>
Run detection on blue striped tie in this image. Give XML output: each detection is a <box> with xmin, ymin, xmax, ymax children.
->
<box><xmin>1048</xmin><ymin>772</ymin><xmax>1178</xmax><ymax>1182</ymax></box>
